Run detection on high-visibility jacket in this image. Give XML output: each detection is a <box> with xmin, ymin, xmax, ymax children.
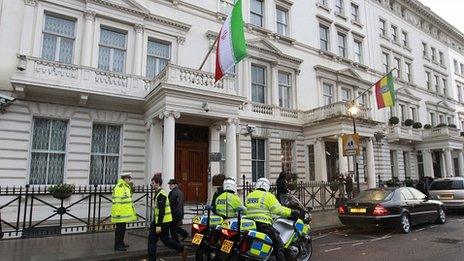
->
<box><xmin>111</xmin><ymin>179</ymin><xmax>137</xmax><ymax>223</ymax></box>
<box><xmin>214</xmin><ymin>191</ymin><xmax>246</xmax><ymax>218</ymax></box>
<box><xmin>245</xmin><ymin>189</ymin><xmax>291</xmax><ymax>225</ymax></box>
<box><xmin>154</xmin><ymin>189</ymin><xmax>173</xmax><ymax>224</ymax></box>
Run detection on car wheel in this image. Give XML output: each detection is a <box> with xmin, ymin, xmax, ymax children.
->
<box><xmin>435</xmin><ymin>206</ymin><xmax>446</xmax><ymax>224</ymax></box>
<box><xmin>398</xmin><ymin>213</ymin><xmax>411</xmax><ymax>234</ymax></box>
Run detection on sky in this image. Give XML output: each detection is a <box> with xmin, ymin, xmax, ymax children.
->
<box><xmin>418</xmin><ymin>0</ymin><xmax>464</xmax><ymax>34</ymax></box>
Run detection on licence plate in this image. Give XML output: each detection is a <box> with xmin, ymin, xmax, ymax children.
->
<box><xmin>440</xmin><ymin>195</ymin><xmax>454</xmax><ymax>200</ymax></box>
<box><xmin>221</xmin><ymin>239</ymin><xmax>234</xmax><ymax>253</ymax></box>
<box><xmin>350</xmin><ymin>208</ymin><xmax>367</xmax><ymax>213</ymax></box>
<box><xmin>192</xmin><ymin>233</ymin><xmax>204</xmax><ymax>245</ymax></box>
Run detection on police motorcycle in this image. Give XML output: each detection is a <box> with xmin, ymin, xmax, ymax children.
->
<box><xmin>191</xmin><ymin>205</ymin><xmax>224</xmax><ymax>261</ymax></box>
<box><xmin>273</xmin><ymin>193</ymin><xmax>313</xmax><ymax>261</ymax></box>
<box><xmin>218</xmin><ymin>194</ymin><xmax>313</xmax><ymax>261</ymax></box>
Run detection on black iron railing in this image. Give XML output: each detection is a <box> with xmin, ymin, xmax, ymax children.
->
<box><xmin>238</xmin><ymin>175</ymin><xmax>338</xmax><ymax>212</ymax></box>
<box><xmin>0</xmin><ymin>185</ymin><xmax>153</xmax><ymax>239</ymax></box>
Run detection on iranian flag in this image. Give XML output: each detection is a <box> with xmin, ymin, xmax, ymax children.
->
<box><xmin>215</xmin><ymin>0</ymin><xmax>247</xmax><ymax>82</ymax></box>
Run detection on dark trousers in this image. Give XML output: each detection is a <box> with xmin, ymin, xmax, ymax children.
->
<box><xmin>114</xmin><ymin>222</ymin><xmax>126</xmax><ymax>249</ymax></box>
<box><xmin>256</xmin><ymin>222</ymin><xmax>286</xmax><ymax>261</ymax></box>
<box><xmin>148</xmin><ymin>221</ymin><xmax>184</xmax><ymax>261</ymax></box>
<box><xmin>170</xmin><ymin>219</ymin><xmax>189</xmax><ymax>242</ymax></box>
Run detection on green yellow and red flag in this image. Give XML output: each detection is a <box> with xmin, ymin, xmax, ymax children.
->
<box><xmin>375</xmin><ymin>72</ymin><xmax>395</xmax><ymax>109</ymax></box>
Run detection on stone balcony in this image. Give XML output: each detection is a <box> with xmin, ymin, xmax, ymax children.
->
<box><xmin>11</xmin><ymin>56</ymin><xmax>150</xmax><ymax>100</ymax></box>
<box><xmin>422</xmin><ymin>126</ymin><xmax>462</xmax><ymax>139</ymax></box>
<box><xmin>302</xmin><ymin>101</ymin><xmax>372</xmax><ymax>124</ymax></box>
<box><xmin>151</xmin><ymin>64</ymin><xmax>237</xmax><ymax>97</ymax></box>
<box><xmin>239</xmin><ymin>102</ymin><xmax>301</xmax><ymax>124</ymax></box>
<box><xmin>386</xmin><ymin>125</ymin><xmax>423</xmax><ymax>142</ymax></box>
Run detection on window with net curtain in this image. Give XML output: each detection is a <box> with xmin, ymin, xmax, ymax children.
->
<box><xmin>251</xmin><ymin>138</ymin><xmax>266</xmax><ymax>182</ymax></box>
<box><xmin>89</xmin><ymin>124</ymin><xmax>121</xmax><ymax>185</ymax></box>
<box><xmin>278</xmin><ymin>71</ymin><xmax>291</xmax><ymax>108</ymax></box>
<box><xmin>41</xmin><ymin>14</ymin><xmax>75</xmax><ymax>64</ymax></box>
<box><xmin>30</xmin><ymin>118</ymin><xmax>68</xmax><ymax>185</ymax></box>
<box><xmin>146</xmin><ymin>39</ymin><xmax>171</xmax><ymax>78</ymax></box>
<box><xmin>251</xmin><ymin>65</ymin><xmax>266</xmax><ymax>103</ymax></box>
<box><xmin>98</xmin><ymin>28</ymin><xmax>126</xmax><ymax>73</ymax></box>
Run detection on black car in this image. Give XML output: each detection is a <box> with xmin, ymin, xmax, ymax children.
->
<box><xmin>338</xmin><ymin>187</ymin><xmax>446</xmax><ymax>233</ymax></box>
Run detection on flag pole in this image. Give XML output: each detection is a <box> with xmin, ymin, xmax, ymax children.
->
<box><xmin>198</xmin><ymin>35</ymin><xmax>220</xmax><ymax>71</ymax></box>
<box><xmin>349</xmin><ymin>68</ymin><xmax>398</xmax><ymax>106</ymax></box>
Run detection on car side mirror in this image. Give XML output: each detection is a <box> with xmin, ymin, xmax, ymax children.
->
<box><xmin>423</xmin><ymin>195</ymin><xmax>429</xmax><ymax>201</ymax></box>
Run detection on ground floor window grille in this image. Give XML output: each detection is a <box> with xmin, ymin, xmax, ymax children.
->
<box><xmin>90</xmin><ymin>124</ymin><xmax>121</xmax><ymax>184</ymax></box>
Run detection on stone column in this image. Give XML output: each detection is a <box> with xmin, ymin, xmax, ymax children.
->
<box><xmin>19</xmin><ymin>0</ymin><xmax>37</xmax><ymax>55</ymax></box>
<box><xmin>271</xmin><ymin>63</ymin><xmax>279</xmax><ymax>106</ymax></box>
<box><xmin>209</xmin><ymin>123</ymin><xmax>222</xmax><ymax>200</ymax></box>
<box><xmin>366</xmin><ymin>138</ymin><xmax>376</xmax><ymax>188</ymax></box>
<box><xmin>314</xmin><ymin>138</ymin><xmax>328</xmax><ymax>181</ymax></box>
<box><xmin>445</xmin><ymin>148</ymin><xmax>454</xmax><ymax>177</ymax></box>
<box><xmin>148</xmin><ymin>119</ymin><xmax>163</xmax><ymax>177</ymax></box>
<box><xmin>423</xmin><ymin>149</ymin><xmax>435</xmax><ymax>178</ymax></box>
<box><xmin>133</xmin><ymin>24</ymin><xmax>144</xmax><ymax>76</ymax></box>
<box><xmin>81</xmin><ymin>11</ymin><xmax>96</xmax><ymax>66</ymax></box>
<box><xmin>440</xmin><ymin>150</ymin><xmax>447</xmax><ymax>178</ymax></box>
<box><xmin>338</xmin><ymin>135</ymin><xmax>348</xmax><ymax>175</ymax></box>
<box><xmin>458</xmin><ymin>150</ymin><xmax>464</xmax><ymax>177</ymax></box>
<box><xmin>160</xmin><ymin>111</ymin><xmax>180</xmax><ymax>192</ymax></box>
<box><xmin>225</xmin><ymin>118</ymin><xmax>238</xmax><ymax>179</ymax></box>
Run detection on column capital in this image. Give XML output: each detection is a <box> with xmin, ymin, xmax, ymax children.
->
<box><xmin>84</xmin><ymin>10</ymin><xmax>96</xmax><ymax>21</ymax></box>
<box><xmin>159</xmin><ymin>110</ymin><xmax>180</xmax><ymax>120</ymax></box>
<box><xmin>210</xmin><ymin>122</ymin><xmax>223</xmax><ymax>131</ymax></box>
<box><xmin>24</xmin><ymin>0</ymin><xmax>38</xmax><ymax>7</ymax></box>
<box><xmin>134</xmin><ymin>24</ymin><xmax>145</xmax><ymax>33</ymax></box>
<box><xmin>226</xmin><ymin>117</ymin><xmax>239</xmax><ymax>126</ymax></box>
<box><xmin>315</xmin><ymin>137</ymin><xmax>324</xmax><ymax>143</ymax></box>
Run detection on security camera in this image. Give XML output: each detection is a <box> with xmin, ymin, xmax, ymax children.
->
<box><xmin>0</xmin><ymin>93</ymin><xmax>16</xmax><ymax>102</ymax></box>
<box><xmin>202</xmin><ymin>102</ymin><xmax>210</xmax><ymax>112</ymax></box>
<box><xmin>246</xmin><ymin>124</ymin><xmax>256</xmax><ymax>134</ymax></box>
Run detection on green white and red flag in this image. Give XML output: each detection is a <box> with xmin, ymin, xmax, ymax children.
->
<box><xmin>215</xmin><ymin>0</ymin><xmax>247</xmax><ymax>82</ymax></box>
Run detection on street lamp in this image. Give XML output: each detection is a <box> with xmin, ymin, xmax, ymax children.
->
<box><xmin>348</xmin><ymin>103</ymin><xmax>360</xmax><ymax>195</ymax></box>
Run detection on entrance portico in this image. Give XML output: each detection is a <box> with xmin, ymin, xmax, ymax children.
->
<box><xmin>144</xmin><ymin>64</ymin><xmax>245</xmax><ymax>202</ymax></box>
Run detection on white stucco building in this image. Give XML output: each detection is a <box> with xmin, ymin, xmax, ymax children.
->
<box><xmin>1</xmin><ymin>0</ymin><xmax>464</xmax><ymax>203</ymax></box>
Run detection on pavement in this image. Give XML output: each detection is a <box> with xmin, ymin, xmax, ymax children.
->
<box><xmin>0</xmin><ymin>210</ymin><xmax>341</xmax><ymax>261</ymax></box>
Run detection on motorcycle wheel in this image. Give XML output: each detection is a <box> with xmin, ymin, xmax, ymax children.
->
<box><xmin>195</xmin><ymin>245</ymin><xmax>221</xmax><ymax>261</ymax></box>
<box><xmin>296</xmin><ymin>241</ymin><xmax>313</xmax><ymax>261</ymax></box>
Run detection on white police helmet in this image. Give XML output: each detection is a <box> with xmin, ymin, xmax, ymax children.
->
<box><xmin>223</xmin><ymin>178</ymin><xmax>237</xmax><ymax>193</ymax></box>
<box><xmin>255</xmin><ymin>178</ymin><xmax>271</xmax><ymax>192</ymax></box>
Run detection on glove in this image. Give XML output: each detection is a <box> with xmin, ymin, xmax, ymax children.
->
<box><xmin>289</xmin><ymin>209</ymin><xmax>299</xmax><ymax>221</ymax></box>
<box><xmin>155</xmin><ymin>226</ymin><xmax>162</xmax><ymax>234</ymax></box>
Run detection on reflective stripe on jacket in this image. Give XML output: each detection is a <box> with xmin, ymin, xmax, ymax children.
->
<box><xmin>154</xmin><ymin>189</ymin><xmax>173</xmax><ymax>223</ymax></box>
<box><xmin>245</xmin><ymin>189</ymin><xmax>291</xmax><ymax>225</ymax></box>
<box><xmin>111</xmin><ymin>179</ymin><xmax>137</xmax><ymax>223</ymax></box>
<box><xmin>214</xmin><ymin>191</ymin><xmax>246</xmax><ymax>218</ymax></box>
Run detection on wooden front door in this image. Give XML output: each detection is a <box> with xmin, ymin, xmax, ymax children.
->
<box><xmin>175</xmin><ymin>124</ymin><xmax>209</xmax><ymax>203</ymax></box>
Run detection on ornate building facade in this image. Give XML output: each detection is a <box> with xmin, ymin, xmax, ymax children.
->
<box><xmin>1</xmin><ymin>0</ymin><xmax>464</xmax><ymax>202</ymax></box>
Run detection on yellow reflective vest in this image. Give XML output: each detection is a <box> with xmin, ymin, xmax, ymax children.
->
<box><xmin>214</xmin><ymin>191</ymin><xmax>246</xmax><ymax>218</ymax></box>
<box><xmin>154</xmin><ymin>189</ymin><xmax>173</xmax><ymax>224</ymax></box>
<box><xmin>245</xmin><ymin>189</ymin><xmax>291</xmax><ymax>225</ymax></box>
<box><xmin>111</xmin><ymin>179</ymin><xmax>137</xmax><ymax>223</ymax></box>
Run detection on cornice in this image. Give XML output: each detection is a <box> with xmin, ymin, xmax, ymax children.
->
<box><xmin>88</xmin><ymin>0</ymin><xmax>191</xmax><ymax>32</ymax></box>
<box><xmin>247</xmin><ymin>41</ymin><xmax>303</xmax><ymax>65</ymax></box>
<box><xmin>372</xmin><ymin>0</ymin><xmax>464</xmax><ymax>54</ymax></box>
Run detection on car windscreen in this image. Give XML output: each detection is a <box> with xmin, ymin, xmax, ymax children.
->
<box><xmin>429</xmin><ymin>180</ymin><xmax>464</xmax><ymax>190</ymax></box>
<box><xmin>355</xmin><ymin>190</ymin><xmax>394</xmax><ymax>201</ymax></box>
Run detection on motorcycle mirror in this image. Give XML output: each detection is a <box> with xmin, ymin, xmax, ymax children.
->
<box><xmin>204</xmin><ymin>205</ymin><xmax>214</xmax><ymax>211</ymax></box>
<box><xmin>237</xmin><ymin>206</ymin><xmax>246</xmax><ymax>213</ymax></box>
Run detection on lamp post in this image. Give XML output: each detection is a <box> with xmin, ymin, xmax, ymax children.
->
<box><xmin>348</xmin><ymin>104</ymin><xmax>360</xmax><ymax>195</ymax></box>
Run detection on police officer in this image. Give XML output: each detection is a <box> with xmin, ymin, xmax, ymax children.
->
<box><xmin>148</xmin><ymin>174</ymin><xmax>187</xmax><ymax>261</ymax></box>
<box><xmin>245</xmin><ymin>178</ymin><xmax>298</xmax><ymax>260</ymax></box>
<box><xmin>214</xmin><ymin>177</ymin><xmax>246</xmax><ymax>218</ymax></box>
<box><xmin>111</xmin><ymin>172</ymin><xmax>137</xmax><ymax>251</ymax></box>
